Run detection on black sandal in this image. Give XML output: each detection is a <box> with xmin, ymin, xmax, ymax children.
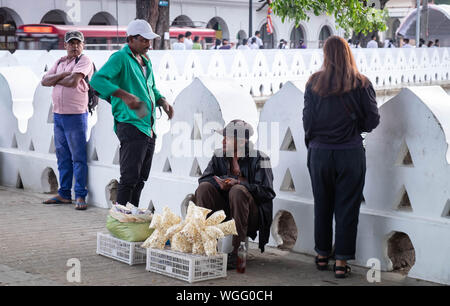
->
<box><xmin>315</xmin><ymin>256</ymin><xmax>329</xmax><ymax>271</ymax></box>
<box><xmin>333</xmin><ymin>264</ymin><xmax>351</xmax><ymax>279</ymax></box>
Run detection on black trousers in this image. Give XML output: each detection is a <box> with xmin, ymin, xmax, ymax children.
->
<box><xmin>116</xmin><ymin>122</ymin><xmax>155</xmax><ymax>207</ymax></box>
<box><xmin>307</xmin><ymin>146</ymin><xmax>366</xmax><ymax>260</ymax></box>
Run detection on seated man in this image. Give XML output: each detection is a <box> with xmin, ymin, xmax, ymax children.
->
<box><xmin>194</xmin><ymin>120</ymin><xmax>276</xmax><ymax>269</ymax></box>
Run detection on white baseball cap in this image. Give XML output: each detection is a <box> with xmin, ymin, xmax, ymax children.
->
<box><xmin>126</xmin><ymin>19</ymin><xmax>160</xmax><ymax>40</ymax></box>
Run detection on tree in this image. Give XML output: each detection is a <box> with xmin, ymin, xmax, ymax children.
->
<box><xmin>136</xmin><ymin>0</ymin><xmax>170</xmax><ymax>50</ymax></box>
<box><xmin>270</xmin><ymin>0</ymin><xmax>389</xmax><ymax>35</ymax></box>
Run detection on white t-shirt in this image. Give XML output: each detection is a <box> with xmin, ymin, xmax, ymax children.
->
<box><xmin>184</xmin><ymin>38</ymin><xmax>193</xmax><ymax>50</ymax></box>
<box><xmin>249</xmin><ymin>43</ymin><xmax>259</xmax><ymax>50</ymax></box>
<box><xmin>367</xmin><ymin>40</ymin><xmax>378</xmax><ymax>48</ymax></box>
<box><xmin>250</xmin><ymin>36</ymin><xmax>263</xmax><ymax>48</ymax></box>
<box><xmin>237</xmin><ymin>45</ymin><xmax>250</xmax><ymax>50</ymax></box>
<box><xmin>172</xmin><ymin>42</ymin><xmax>186</xmax><ymax>50</ymax></box>
<box><xmin>402</xmin><ymin>44</ymin><xmax>413</xmax><ymax>48</ymax></box>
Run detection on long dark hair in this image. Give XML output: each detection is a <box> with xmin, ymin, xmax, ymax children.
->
<box><xmin>307</xmin><ymin>36</ymin><xmax>369</xmax><ymax>97</ymax></box>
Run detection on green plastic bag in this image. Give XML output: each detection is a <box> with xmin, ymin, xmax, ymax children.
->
<box><xmin>106</xmin><ymin>215</ymin><xmax>154</xmax><ymax>242</ymax></box>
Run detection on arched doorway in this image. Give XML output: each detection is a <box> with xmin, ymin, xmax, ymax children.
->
<box><xmin>87</xmin><ymin>12</ymin><xmax>119</xmax><ymax>50</ymax></box>
<box><xmin>290</xmin><ymin>25</ymin><xmax>306</xmax><ymax>49</ymax></box>
<box><xmin>41</xmin><ymin>9</ymin><xmax>73</xmax><ymax>25</ymax></box>
<box><xmin>260</xmin><ymin>23</ymin><xmax>276</xmax><ymax>49</ymax></box>
<box><xmin>318</xmin><ymin>25</ymin><xmax>332</xmax><ymax>48</ymax></box>
<box><xmin>0</xmin><ymin>7</ymin><xmax>23</xmax><ymax>51</ymax></box>
<box><xmin>391</xmin><ymin>18</ymin><xmax>401</xmax><ymax>41</ymax></box>
<box><xmin>89</xmin><ymin>12</ymin><xmax>117</xmax><ymax>25</ymax></box>
<box><xmin>237</xmin><ymin>30</ymin><xmax>247</xmax><ymax>45</ymax></box>
<box><xmin>171</xmin><ymin>15</ymin><xmax>194</xmax><ymax>27</ymax></box>
<box><xmin>207</xmin><ymin>17</ymin><xmax>229</xmax><ymax>41</ymax></box>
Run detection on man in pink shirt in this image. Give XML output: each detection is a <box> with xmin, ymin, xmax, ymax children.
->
<box><xmin>41</xmin><ymin>31</ymin><xmax>93</xmax><ymax>210</ymax></box>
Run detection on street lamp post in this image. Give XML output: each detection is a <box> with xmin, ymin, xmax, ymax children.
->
<box><xmin>249</xmin><ymin>0</ymin><xmax>253</xmax><ymax>38</ymax></box>
<box><xmin>416</xmin><ymin>0</ymin><xmax>421</xmax><ymax>47</ymax></box>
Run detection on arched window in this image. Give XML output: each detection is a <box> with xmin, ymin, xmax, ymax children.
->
<box><xmin>290</xmin><ymin>25</ymin><xmax>306</xmax><ymax>49</ymax></box>
<box><xmin>0</xmin><ymin>7</ymin><xmax>23</xmax><ymax>51</ymax></box>
<box><xmin>207</xmin><ymin>17</ymin><xmax>229</xmax><ymax>42</ymax></box>
<box><xmin>171</xmin><ymin>15</ymin><xmax>194</xmax><ymax>27</ymax></box>
<box><xmin>41</xmin><ymin>9</ymin><xmax>73</xmax><ymax>25</ymax></box>
<box><xmin>89</xmin><ymin>12</ymin><xmax>117</xmax><ymax>25</ymax></box>
<box><xmin>318</xmin><ymin>25</ymin><xmax>332</xmax><ymax>48</ymax></box>
<box><xmin>237</xmin><ymin>30</ymin><xmax>247</xmax><ymax>45</ymax></box>
<box><xmin>260</xmin><ymin>23</ymin><xmax>276</xmax><ymax>49</ymax></box>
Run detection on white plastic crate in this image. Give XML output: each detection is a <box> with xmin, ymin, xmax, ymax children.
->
<box><xmin>96</xmin><ymin>232</ymin><xmax>146</xmax><ymax>265</ymax></box>
<box><xmin>146</xmin><ymin>248</ymin><xmax>227</xmax><ymax>283</ymax></box>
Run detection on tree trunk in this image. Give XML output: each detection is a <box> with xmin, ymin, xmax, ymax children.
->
<box><xmin>136</xmin><ymin>0</ymin><xmax>170</xmax><ymax>50</ymax></box>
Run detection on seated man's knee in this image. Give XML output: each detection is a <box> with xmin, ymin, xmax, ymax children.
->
<box><xmin>196</xmin><ymin>182</ymin><xmax>215</xmax><ymax>195</ymax></box>
<box><xmin>195</xmin><ymin>182</ymin><xmax>216</xmax><ymax>207</ymax></box>
<box><xmin>229</xmin><ymin>185</ymin><xmax>250</xmax><ymax>202</ymax></box>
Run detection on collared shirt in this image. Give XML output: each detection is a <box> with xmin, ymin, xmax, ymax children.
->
<box><xmin>90</xmin><ymin>44</ymin><xmax>164</xmax><ymax>138</ymax></box>
<box><xmin>45</xmin><ymin>55</ymin><xmax>93</xmax><ymax>114</ymax></box>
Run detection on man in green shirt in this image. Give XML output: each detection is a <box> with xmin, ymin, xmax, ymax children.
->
<box><xmin>90</xmin><ymin>19</ymin><xmax>174</xmax><ymax>207</ymax></box>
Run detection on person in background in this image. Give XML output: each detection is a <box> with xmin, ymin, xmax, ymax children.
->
<box><xmin>434</xmin><ymin>39</ymin><xmax>440</xmax><ymax>47</ymax></box>
<box><xmin>41</xmin><ymin>30</ymin><xmax>93</xmax><ymax>211</ymax></box>
<box><xmin>366</xmin><ymin>34</ymin><xmax>378</xmax><ymax>48</ymax></box>
<box><xmin>230</xmin><ymin>41</ymin><xmax>236</xmax><ymax>49</ymax></box>
<box><xmin>249</xmin><ymin>37</ymin><xmax>259</xmax><ymax>50</ymax></box>
<box><xmin>298</xmin><ymin>39</ymin><xmax>307</xmax><ymax>49</ymax></box>
<box><xmin>385</xmin><ymin>39</ymin><xmax>396</xmax><ymax>48</ymax></box>
<box><xmin>348</xmin><ymin>39</ymin><xmax>354</xmax><ymax>48</ymax></box>
<box><xmin>278</xmin><ymin>39</ymin><xmax>287</xmax><ymax>49</ymax></box>
<box><xmin>427</xmin><ymin>41</ymin><xmax>434</xmax><ymax>48</ymax></box>
<box><xmin>172</xmin><ymin>34</ymin><xmax>186</xmax><ymax>50</ymax></box>
<box><xmin>354</xmin><ymin>40</ymin><xmax>361</xmax><ymax>48</ymax></box>
<box><xmin>219</xmin><ymin>39</ymin><xmax>232</xmax><ymax>50</ymax></box>
<box><xmin>184</xmin><ymin>31</ymin><xmax>193</xmax><ymax>50</ymax></box>
<box><xmin>419</xmin><ymin>38</ymin><xmax>426</xmax><ymax>48</ymax></box>
<box><xmin>238</xmin><ymin>38</ymin><xmax>250</xmax><ymax>50</ymax></box>
<box><xmin>192</xmin><ymin>36</ymin><xmax>202</xmax><ymax>50</ymax></box>
<box><xmin>303</xmin><ymin>36</ymin><xmax>380</xmax><ymax>279</ymax></box>
<box><xmin>402</xmin><ymin>38</ymin><xmax>412</xmax><ymax>48</ymax></box>
<box><xmin>210</xmin><ymin>38</ymin><xmax>222</xmax><ymax>50</ymax></box>
<box><xmin>249</xmin><ymin>31</ymin><xmax>263</xmax><ymax>49</ymax></box>
<box><xmin>90</xmin><ymin>19</ymin><xmax>174</xmax><ymax>208</ymax></box>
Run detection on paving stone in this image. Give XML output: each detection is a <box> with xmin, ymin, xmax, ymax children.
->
<box><xmin>0</xmin><ymin>186</ymin><xmax>441</xmax><ymax>286</ymax></box>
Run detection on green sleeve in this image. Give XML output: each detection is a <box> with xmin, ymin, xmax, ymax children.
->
<box><xmin>90</xmin><ymin>52</ymin><xmax>124</xmax><ymax>99</ymax></box>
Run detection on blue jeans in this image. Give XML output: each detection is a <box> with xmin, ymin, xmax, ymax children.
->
<box><xmin>54</xmin><ymin>113</ymin><xmax>88</xmax><ymax>200</ymax></box>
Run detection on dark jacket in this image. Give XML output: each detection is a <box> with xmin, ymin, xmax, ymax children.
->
<box><xmin>198</xmin><ymin>147</ymin><xmax>276</xmax><ymax>252</ymax></box>
<box><xmin>303</xmin><ymin>82</ymin><xmax>380</xmax><ymax>148</ymax></box>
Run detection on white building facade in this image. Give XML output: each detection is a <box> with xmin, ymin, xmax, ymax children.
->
<box><xmin>0</xmin><ymin>0</ymin><xmax>344</xmax><ymax>49</ymax></box>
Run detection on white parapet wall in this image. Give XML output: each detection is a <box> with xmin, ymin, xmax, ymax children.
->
<box><xmin>0</xmin><ymin>49</ymin><xmax>450</xmax><ymax>284</ymax></box>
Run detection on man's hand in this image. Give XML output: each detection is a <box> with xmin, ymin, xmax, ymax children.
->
<box><xmin>122</xmin><ymin>94</ymin><xmax>142</xmax><ymax>110</ymax></box>
<box><xmin>158</xmin><ymin>98</ymin><xmax>174</xmax><ymax>119</ymax></box>
<box><xmin>214</xmin><ymin>176</ymin><xmax>239</xmax><ymax>191</ymax></box>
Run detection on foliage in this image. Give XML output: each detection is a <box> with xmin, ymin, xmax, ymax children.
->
<box><xmin>271</xmin><ymin>0</ymin><xmax>389</xmax><ymax>35</ymax></box>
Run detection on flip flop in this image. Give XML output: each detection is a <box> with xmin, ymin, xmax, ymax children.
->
<box><xmin>75</xmin><ymin>198</ymin><xmax>88</xmax><ymax>211</ymax></box>
<box><xmin>43</xmin><ymin>197</ymin><xmax>72</xmax><ymax>205</ymax></box>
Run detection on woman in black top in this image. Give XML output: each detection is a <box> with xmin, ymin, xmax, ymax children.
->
<box><xmin>303</xmin><ymin>36</ymin><xmax>380</xmax><ymax>278</ymax></box>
